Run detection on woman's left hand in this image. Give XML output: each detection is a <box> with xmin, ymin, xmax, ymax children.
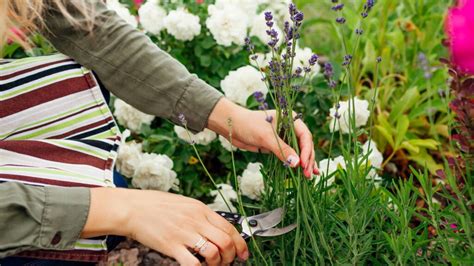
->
<box><xmin>208</xmin><ymin>98</ymin><xmax>319</xmax><ymax>179</ymax></box>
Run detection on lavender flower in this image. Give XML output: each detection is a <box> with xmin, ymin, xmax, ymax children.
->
<box><xmin>336</xmin><ymin>17</ymin><xmax>346</xmax><ymax>24</ymax></box>
<box><xmin>253</xmin><ymin>91</ymin><xmax>265</xmax><ymax>102</ymax></box>
<box><xmin>361</xmin><ymin>0</ymin><xmax>376</xmax><ymax>18</ymax></box>
<box><xmin>289</xmin><ymin>3</ymin><xmax>297</xmax><ymax>17</ymax></box>
<box><xmin>376</xmin><ymin>56</ymin><xmax>382</xmax><ymax>63</ymax></box>
<box><xmin>264</xmin><ymin>11</ymin><xmax>273</xmax><ymax>21</ymax></box>
<box><xmin>293</xmin><ymin>12</ymin><xmax>304</xmax><ymax>22</ymax></box>
<box><xmin>418</xmin><ymin>52</ymin><xmax>432</xmax><ymax>79</ymax></box>
<box><xmin>265</xmin><ymin>115</ymin><xmax>273</xmax><ymax>123</ymax></box>
<box><xmin>309</xmin><ymin>54</ymin><xmax>319</xmax><ymax>66</ymax></box>
<box><xmin>331</xmin><ymin>4</ymin><xmax>344</xmax><ymax>11</ymax></box>
<box><xmin>355</xmin><ymin>28</ymin><xmax>364</xmax><ymax>35</ymax></box>
<box><xmin>342</xmin><ymin>54</ymin><xmax>353</xmax><ymax>66</ymax></box>
<box><xmin>178</xmin><ymin>113</ymin><xmax>187</xmax><ymax>126</ymax></box>
<box><xmin>251</xmin><ymin>54</ymin><xmax>258</xmax><ymax>61</ymax></box>
<box><xmin>324</xmin><ymin>62</ymin><xmax>334</xmax><ymax>78</ymax></box>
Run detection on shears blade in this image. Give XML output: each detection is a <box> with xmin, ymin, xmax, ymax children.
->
<box><xmin>255</xmin><ymin>223</ymin><xmax>297</xmax><ymax>237</ymax></box>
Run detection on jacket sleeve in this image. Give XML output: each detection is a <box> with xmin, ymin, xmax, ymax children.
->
<box><xmin>0</xmin><ymin>182</ymin><xmax>90</xmax><ymax>258</ymax></box>
<box><xmin>41</xmin><ymin>0</ymin><xmax>223</xmax><ymax>132</ymax></box>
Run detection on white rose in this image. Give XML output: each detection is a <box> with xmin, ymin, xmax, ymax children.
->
<box><xmin>116</xmin><ymin>141</ymin><xmax>143</xmax><ymax>178</ymax></box>
<box><xmin>219</xmin><ymin>135</ymin><xmax>238</xmax><ymax>152</ymax></box>
<box><xmin>316</xmin><ymin>155</ymin><xmax>346</xmax><ymax>186</ymax></box>
<box><xmin>210</xmin><ymin>183</ymin><xmax>238</xmax><ymax>202</ymax></box>
<box><xmin>329</xmin><ymin>98</ymin><xmax>370</xmax><ymax>134</ymax></box>
<box><xmin>221</xmin><ymin>66</ymin><xmax>268</xmax><ymax>106</ymax></box>
<box><xmin>293</xmin><ymin>46</ymin><xmax>320</xmax><ymax>74</ymax></box>
<box><xmin>214</xmin><ymin>0</ymin><xmax>258</xmax><ymax>15</ymax></box>
<box><xmin>239</xmin><ymin>162</ymin><xmax>265</xmax><ymax>200</ymax></box>
<box><xmin>207</xmin><ymin>183</ymin><xmax>238</xmax><ymax>212</ymax></box>
<box><xmin>250</xmin><ymin>12</ymin><xmax>283</xmax><ymax>46</ymax></box>
<box><xmin>132</xmin><ymin>153</ymin><xmax>179</xmax><ymax>192</ymax></box>
<box><xmin>259</xmin><ymin>0</ymin><xmax>293</xmax><ymax>23</ymax></box>
<box><xmin>163</xmin><ymin>8</ymin><xmax>201</xmax><ymax>41</ymax></box>
<box><xmin>174</xmin><ymin>126</ymin><xmax>217</xmax><ymax>145</ymax></box>
<box><xmin>361</xmin><ymin>140</ymin><xmax>383</xmax><ymax>169</ymax></box>
<box><xmin>138</xmin><ymin>0</ymin><xmax>166</xmax><ymax>34</ymax></box>
<box><xmin>106</xmin><ymin>0</ymin><xmax>137</xmax><ymax>28</ymax></box>
<box><xmin>206</xmin><ymin>4</ymin><xmax>249</xmax><ymax>46</ymax></box>
<box><xmin>113</xmin><ymin>99</ymin><xmax>154</xmax><ymax>132</ymax></box>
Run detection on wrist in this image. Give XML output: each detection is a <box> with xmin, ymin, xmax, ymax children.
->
<box><xmin>207</xmin><ymin>98</ymin><xmax>250</xmax><ymax>135</ymax></box>
<box><xmin>82</xmin><ymin>187</ymin><xmax>133</xmax><ymax>238</ymax></box>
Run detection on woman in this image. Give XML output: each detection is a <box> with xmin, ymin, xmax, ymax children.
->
<box><xmin>0</xmin><ymin>0</ymin><xmax>318</xmax><ymax>265</ymax></box>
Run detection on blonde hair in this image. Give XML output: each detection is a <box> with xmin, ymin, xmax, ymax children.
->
<box><xmin>0</xmin><ymin>0</ymin><xmax>94</xmax><ymax>48</ymax></box>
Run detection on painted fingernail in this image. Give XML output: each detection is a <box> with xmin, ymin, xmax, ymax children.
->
<box><xmin>242</xmin><ymin>250</ymin><xmax>249</xmax><ymax>260</ymax></box>
<box><xmin>286</xmin><ymin>155</ymin><xmax>300</xmax><ymax>167</ymax></box>
<box><xmin>313</xmin><ymin>167</ymin><xmax>320</xmax><ymax>175</ymax></box>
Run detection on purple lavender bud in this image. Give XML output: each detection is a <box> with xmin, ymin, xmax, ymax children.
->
<box><xmin>304</xmin><ymin>66</ymin><xmax>312</xmax><ymax>73</ymax></box>
<box><xmin>376</xmin><ymin>56</ymin><xmax>382</xmax><ymax>63</ymax></box>
<box><xmin>331</xmin><ymin>0</ymin><xmax>339</xmax><ymax>2</ymax></box>
<box><xmin>293</xmin><ymin>12</ymin><xmax>304</xmax><ymax>22</ymax></box>
<box><xmin>309</xmin><ymin>54</ymin><xmax>319</xmax><ymax>66</ymax></box>
<box><xmin>178</xmin><ymin>113</ymin><xmax>187</xmax><ymax>126</ymax></box>
<box><xmin>355</xmin><ymin>28</ymin><xmax>364</xmax><ymax>35</ymax></box>
<box><xmin>331</xmin><ymin>4</ymin><xmax>344</xmax><ymax>11</ymax></box>
<box><xmin>265</xmin><ymin>115</ymin><xmax>273</xmax><ymax>123</ymax></box>
<box><xmin>264</xmin><ymin>11</ymin><xmax>273</xmax><ymax>21</ymax></box>
<box><xmin>289</xmin><ymin>3</ymin><xmax>297</xmax><ymax>16</ymax></box>
<box><xmin>336</xmin><ymin>103</ymin><xmax>341</xmax><ymax>109</ymax></box>
<box><xmin>266</xmin><ymin>21</ymin><xmax>274</xmax><ymax>27</ymax></box>
<box><xmin>253</xmin><ymin>91</ymin><xmax>265</xmax><ymax>102</ymax></box>
<box><xmin>295</xmin><ymin>67</ymin><xmax>303</xmax><ymax>75</ymax></box>
<box><xmin>324</xmin><ymin>62</ymin><xmax>334</xmax><ymax>78</ymax></box>
<box><xmin>366</xmin><ymin>0</ymin><xmax>375</xmax><ymax>9</ymax></box>
<box><xmin>258</xmin><ymin>102</ymin><xmax>269</xmax><ymax>110</ymax></box>
<box><xmin>279</xmin><ymin>96</ymin><xmax>288</xmax><ymax>107</ymax></box>
<box><xmin>266</xmin><ymin>29</ymin><xmax>279</xmax><ymax>38</ymax></box>
<box><xmin>361</xmin><ymin>12</ymin><xmax>368</xmax><ymax>18</ymax></box>
<box><xmin>336</xmin><ymin>17</ymin><xmax>346</xmax><ymax>24</ymax></box>
<box><xmin>267</xmin><ymin>39</ymin><xmax>278</xmax><ymax>48</ymax></box>
<box><xmin>329</xmin><ymin>80</ymin><xmax>337</xmax><ymax>88</ymax></box>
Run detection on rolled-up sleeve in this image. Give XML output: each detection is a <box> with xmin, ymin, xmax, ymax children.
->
<box><xmin>0</xmin><ymin>182</ymin><xmax>90</xmax><ymax>258</ymax></box>
<box><xmin>41</xmin><ymin>0</ymin><xmax>223</xmax><ymax>132</ymax></box>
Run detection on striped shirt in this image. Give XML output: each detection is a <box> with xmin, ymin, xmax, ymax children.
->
<box><xmin>0</xmin><ymin>54</ymin><xmax>121</xmax><ymax>261</ymax></box>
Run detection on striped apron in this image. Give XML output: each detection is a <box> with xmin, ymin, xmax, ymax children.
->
<box><xmin>0</xmin><ymin>54</ymin><xmax>121</xmax><ymax>262</ymax></box>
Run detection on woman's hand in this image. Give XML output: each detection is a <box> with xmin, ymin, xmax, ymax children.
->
<box><xmin>82</xmin><ymin>188</ymin><xmax>249</xmax><ymax>266</ymax></box>
<box><xmin>208</xmin><ymin>98</ymin><xmax>319</xmax><ymax>178</ymax></box>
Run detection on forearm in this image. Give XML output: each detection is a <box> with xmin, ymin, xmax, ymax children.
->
<box><xmin>42</xmin><ymin>0</ymin><xmax>223</xmax><ymax>132</ymax></box>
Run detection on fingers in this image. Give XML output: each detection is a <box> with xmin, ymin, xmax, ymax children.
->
<box><xmin>172</xmin><ymin>246</ymin><xmax>201</xmax><ymax>266</ymax></box>
<box><xmin>205</xmin><ymin>211</ymin><xmax>249</xmax><ymax>262</ymax></box>
<box><xmin>264</xmin><ymin>135</ymin><xmax>299</xmax><ymax>167</ymax></box>
<box><xmin>198</xmin><ymin>241</ymin><xmax>221</xmax><ymax>266</ymax></box>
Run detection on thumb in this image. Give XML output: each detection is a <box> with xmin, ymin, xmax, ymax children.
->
<box><xmin>266</xmin><ymin>136</ymin><xmax>300</xmax><ymax>168</ymax></box>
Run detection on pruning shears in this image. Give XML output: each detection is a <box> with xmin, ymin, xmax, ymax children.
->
<box><xmin>216</xmin><ymin>207</ymin><xmax>296</xmax><ymax>240</ymax></box>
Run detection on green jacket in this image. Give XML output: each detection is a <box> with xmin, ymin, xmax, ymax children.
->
<box><xmin>0</xmin><ymin>0</ymin><xmax>222</xmax><ymax>257</ymax></box>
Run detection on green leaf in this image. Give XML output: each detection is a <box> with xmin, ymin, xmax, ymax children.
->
<box><xmin>395</xmin><ymin>115</ymin><xmax>409</xmax><ymax>148</ymax></box>
<box><xmin>375</xmin><ymin>125</ymin><xmax>394</xmax><ymax>147</ymax></box>
<box><xmin>401</xmin><ymin>141</ymin><xmax>420</xmax><ymax>154</ymax></box>
<box><xmin>199</xmin><ymin>55</ymin><xmax>211</xmax><ymax>67</ymax></box>
<box><xmin>406</xmin><ymin>139</ymin><xmax>439</xmax><ymax>150</ymax></box>
<box><xmin>389</xmin><ymin>87</ymin><xmax>420</xmax><ymax>123</ymax></box>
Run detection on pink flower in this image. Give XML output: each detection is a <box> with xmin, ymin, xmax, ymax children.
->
<box><xmin>133</xmin><ymin>0</ymin><xmax>144</xmax><ymax>8</ymax></box>
<box><xmin>446</xmin><ymin>0</ymin><xmax>474</xmax><ymax>74</ymax></box>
